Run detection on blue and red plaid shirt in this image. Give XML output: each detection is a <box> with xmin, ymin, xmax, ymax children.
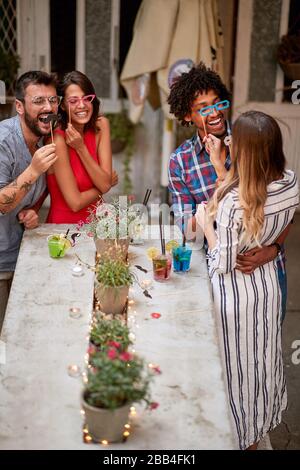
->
<box><xmin>168</xmin><ymin>132</ymin><xmax>231</xmax><ymax>227</ymax></box>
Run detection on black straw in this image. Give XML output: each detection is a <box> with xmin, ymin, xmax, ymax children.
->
<box><xmin>182</xmin><ymin>216</ymin><xmax>186</xmax><ymax>247</ymax></box>
<box><xmin>159</xmin><ymin>211</ymin><xmax>165</xmax><ymax>255</ymax></box>
<box><xmin>142</xmin><ymin>189</ymin><xmax>152</xmax><ymax>207</ymax></box>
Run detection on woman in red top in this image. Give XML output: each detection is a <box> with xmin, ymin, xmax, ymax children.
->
<box><xmin>46</xmin><ymin>71</ymin><xmax>117</xmax><ymax>223</ymax></box>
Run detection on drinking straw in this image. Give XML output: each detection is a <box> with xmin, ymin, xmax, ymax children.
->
<box><xmin>159</xmin><ymin>211</ymin><xmax>165</xmax><ymax>255</ymax></box>
<box><xmin>65</xmin><ymin>228</ymin><xmax>70</xmax><ymax>239</ymax></box>
<box><xmin>142</xmin><ymin>188</ymin><xmax>152</xmax><ymax>206</ymax></box>
<box><xmin>182</xmin><ymin>216</ymin><xmax>186</xmax><ymax>247</ymax></box>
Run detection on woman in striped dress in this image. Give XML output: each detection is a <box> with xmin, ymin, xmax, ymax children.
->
<box><xmin>196</xmin><ymin>111</ymin><xmax>299</xmax><ymax>450</ymax></box>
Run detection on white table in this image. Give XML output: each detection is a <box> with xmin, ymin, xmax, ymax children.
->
<box><xmin>0</xmin><ymin>225</ymin><xmax>234</xmax><ymax>449</ymax></box>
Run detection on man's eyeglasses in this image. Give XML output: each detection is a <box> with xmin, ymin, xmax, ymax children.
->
<box><xmin>198</xmin><ymin>100</ymin><xmax>230</xmax><ymax>117</ymax></box>
<box><xmin>66</xmin><ymin>95</ymin><xmax>96</xmax><ymax>106</ymax></box>
<box><xmin>27</xmin><ymin>96</ymin><xmax>62</xmax><ymax>106</ymax></box>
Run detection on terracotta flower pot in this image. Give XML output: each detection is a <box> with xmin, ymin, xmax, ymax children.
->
<box><xmin>82</xmin><ymin>394</ymin><xmax>131</xmax><ymax>442</ymax></box>
<box><xmin>95</xmin><ymin>280</ymin><xmax>129</xmax><ymax>315</ymax></box>
<box><xmin>94</xmin><ymin>238</ymin><xmax>129</xmax><ymax>262</ymax></box>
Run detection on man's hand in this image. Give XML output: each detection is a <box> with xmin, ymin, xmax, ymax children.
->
<box><xmin>18</xmin><ymin>209</ymin><xmax>39</xmax><ymax>229</ymax></box>
<box><xmin>236</xmin><ymin>245</ymin><xmax>278</xmax><ymax>274</ymax></box>
<box><xmin>30</xmin><ymin>144</ymin><xmax>57</xmax><ymax>177</ymax></box>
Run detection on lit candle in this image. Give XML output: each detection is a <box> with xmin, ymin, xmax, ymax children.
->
<box><xmin>67</xmin><ymin>364</ymin><xmax>81</xmax><ymax>377</ymax></box>
<box><xmin>69</xmin><ymin>307</ymin><xmax>82</xmax><ymax>319</ymax></box>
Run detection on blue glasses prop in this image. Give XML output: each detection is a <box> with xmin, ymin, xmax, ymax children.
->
<box><xmin>198</xmin><ymin>100</ymin><xmax>230</xmax><ymax>117</ymax></box>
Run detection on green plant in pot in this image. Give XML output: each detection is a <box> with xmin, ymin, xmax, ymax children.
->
<box><xmin>95</xmin><ymin>258</ymin><xmax>134</xmax><ymax>316</ymax></box>
<box><xmin>89</xmin><ymin>318</ymin><xmax>132</xmax><ymax>352</ymax></box>
<box><xmin>106</xmin><ymin>110</ymin><xmax>136</xmax><ymax>194</ymax></box>
<box><xmin>82</xmin><ymin>348</ymin><xmax>158</xmax><ymax>442</ymax></box>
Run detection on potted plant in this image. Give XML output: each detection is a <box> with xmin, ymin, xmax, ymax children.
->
<box><xmin>82</xmin><ymin>347</ymin><xmax>158</xmax><ymax>442</ymax></box>
<box><xmin>89</xmin><ymin>318</ymin><xmax>132</xmax><ymax>352</ymax></box>
<box><xmin>277</xmin><ymin>32</ymin><xmax>300</xmax><ymax>80</ymax></box>
<box><xmin>106</xmin><ymin>110</ymin><xmax>136</xmax><ymax>194</ymax></box>
<box><xmin>80</xmin><ymin>197</ymin><xmax>138</xmax><ymax>261</ymax></box>
<box><xmin>94</xmin><ymin>258</ymin><xmax>134</xmax><ymax>315</ymax></box>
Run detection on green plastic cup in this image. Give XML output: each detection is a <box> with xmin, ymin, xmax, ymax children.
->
<box><xmin>47</xmin><ymin>235</ymin><xmax>70</xmax><ymax>258</ymax></box>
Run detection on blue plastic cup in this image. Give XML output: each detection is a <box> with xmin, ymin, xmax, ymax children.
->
<box><xmin>172</xmin><ymin>245</ymin><xmax>192</xmax><ymax>273</ymax></box>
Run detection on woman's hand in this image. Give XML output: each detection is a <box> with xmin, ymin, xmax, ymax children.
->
<box><xmin>65</xmin><ymin>124</ymin><xmax>85</xmax><ymax>152</ymax></box>
<box><xmin>112</xmin><ymin>169</ymin><xmax>118</xmax><ymax>187</ymax></box>
<box><xmin>195</xmin><ymin>202</ymin><xmax>208</xmax><ymax>232</ymax></box>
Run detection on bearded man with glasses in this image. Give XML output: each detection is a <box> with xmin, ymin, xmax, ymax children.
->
<box><xmin>0</xmin><ymin>70</ymin><xmax>58</xmax><ymax>330</ymax></box>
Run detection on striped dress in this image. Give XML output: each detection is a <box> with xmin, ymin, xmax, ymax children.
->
<box><xmin>207</xmin><ymin>170</ymin><xmax>299</xmax><ymax>449</ymax></box>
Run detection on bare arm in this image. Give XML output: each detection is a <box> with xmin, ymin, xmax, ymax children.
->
<box><xmin>65</xmin><ymin>117</ymin><xmax>112</xmax><ymax>194</ymax></box>
<box><xmin>52</xmin><ymin>133</ymin><xmax>100</xmax><ymax>212</ymax></box>
<box><xmin>0</xmin><ymin>144</ymin><xmax>57</xmax><ymax>214</ymax></box>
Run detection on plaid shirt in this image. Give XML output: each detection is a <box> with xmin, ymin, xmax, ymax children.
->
<box><xmin>168</xmin><ymin>132</ymin><xmax>231</xmax><ymax>227</ymax></box>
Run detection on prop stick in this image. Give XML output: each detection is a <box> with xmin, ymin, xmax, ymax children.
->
<box><xmin>201</xmin><ymin>114</ymin><xmax>208</xmax><ymax>137</ymax></box>
<box><xmin>68</xmin><ymin>103</ymin><xmax>72</xmax><ymax>125</ymax></box>
<box><xmin>50</xmin><ymin>120</ymin><xmax>54</xmax><ymax>144</ymax></box>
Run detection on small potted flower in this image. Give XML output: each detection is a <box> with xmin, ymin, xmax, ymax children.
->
<box><xmin>94</xmin><ymin>258</ymin><xmax>134</xmax><ymax>315</ymax></box>
<box><xmin>89</xmin><ymin>318</ymin><xmax>132</xmax><ymax>353</ymax></box>
<box><xmin>81</xmin><ymin>197</ymin><xmax>138</xmax><ymax>261</ymax></box>
<box><xmin>82</xmin><ymin>347</ymin><xmax>158</xmax><ymax>442</ymax></box>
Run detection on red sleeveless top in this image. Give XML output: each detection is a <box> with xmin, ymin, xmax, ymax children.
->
<box><xmin>46</xmin><ymin>129</ymin><xmax>99</xmax><ymax>224</ymax></box>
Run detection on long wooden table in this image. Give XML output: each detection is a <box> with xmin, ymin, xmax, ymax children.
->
<box><xmin>0</xmin><ymin>224</ymin><xmax>234</xmax><ymax>449</ymax></box>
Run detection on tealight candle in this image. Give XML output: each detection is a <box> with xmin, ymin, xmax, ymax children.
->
<box><xmin>67</xmin><ymin>364</ymin><xmax>81</xmax><ymax>377</ymax></box>
<box><xmin>69</xmin><ymin>307</ymin><xmax>82</xmax><ymax>319</ymax></box>
<box><xmin>71</xmin><ymin>265</ymin><xmax>84</xmax><ymax>277</ymax></box>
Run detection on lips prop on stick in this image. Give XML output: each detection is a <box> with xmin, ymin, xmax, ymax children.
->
<box><xmin>39</xmin><ymin>113</ymin><xmax>59</xmax><ymax>144</ymax></box>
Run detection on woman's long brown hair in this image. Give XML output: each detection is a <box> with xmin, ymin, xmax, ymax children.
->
<box><xmin>208</xmin><ymin>111</ymin><xmax>286</xmax><ymax>244</ymax></box>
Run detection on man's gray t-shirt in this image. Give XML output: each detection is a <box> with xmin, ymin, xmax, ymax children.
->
<box><xmin>0</xmin><ymin>116</ymin><xmax>46</xmax><ymax>271</ymax></box>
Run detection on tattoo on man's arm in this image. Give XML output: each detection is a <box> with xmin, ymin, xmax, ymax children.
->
<box><xmin>0</xmin><ymin>191</ymin><xmax>17</xmax><ymax>210</ymax></box>
<box><xmin>20</xmin><ymin>181</ymin><xmax>33</xmax><ymax>193</ymax></box>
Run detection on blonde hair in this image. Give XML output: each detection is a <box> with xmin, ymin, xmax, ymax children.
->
<box><xmin>208</xmin><ymin>111</ymin><xmax>286</xmax><ymax>245</ymax></box>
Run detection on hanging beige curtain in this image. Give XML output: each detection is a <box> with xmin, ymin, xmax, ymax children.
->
<box><xmin>120</xmin><ymin>0</ymin><xmax>224</xmax><ymax>123</ymax></box>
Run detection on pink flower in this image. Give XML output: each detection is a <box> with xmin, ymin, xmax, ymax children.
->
<box><xmin>87</xmin><ymin>232</ymin><xmax>94</xmax><ymax>237</ymax></box>
<box><xmin>107</xmin><ymin>341</ymin><xmax>121</xmax><ymax>349</ymax></box>
<box><xmin>87</xmin><ymin>345</ymin><xmax>97</xmax><ymax>355</ymax></box>
<box><xmin>107</xmin><ymin>348</ymin><xmax>118</xmax><ymax>360</ymax></box>
<box><xmin>152</xmin><ymin>366</ymin><xmax>162</xmax><ymax>375</ymax></box>
<box><xmin>119</xmin><ymin>352</ymin><xmax>133</xmax><ymax>362</ymax></box>
<box><xmin>149</xmin><ymin>402</ymin><xmax>159</xmax><ymax>410</ymax></box>
<box><xmin>128</xmin><ymin>195</ymin><xmax>135</xmax><ymax>202</ymax></box>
